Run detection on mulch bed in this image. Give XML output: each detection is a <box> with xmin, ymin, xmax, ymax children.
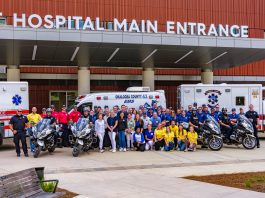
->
<box><xmin>185</xmin><ymin>172</ymin><xmax>265</xmax><ymax>193</ymax></box>
<box><xmin>57</xmin><ymin>187</ymin><xmax>78</xmax><ymax>198</ymax></box>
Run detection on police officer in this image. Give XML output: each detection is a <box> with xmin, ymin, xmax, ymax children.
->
<box><xmin>9</xmin><ymin>108</ymin><xmax>29</xmax><ymax>157</ymax></box>
<box><xmin>189</xmin><ymin>108</ymin><xmax>200</xmax><ymax>132</ymax></box>
<box><xmin>219</xmin><ymin>108</ymin><xmax>232</xmax><ymax>141</ymax></box>
<box><xmin>44</xmin><ymin>108</ymin><xmax>58</xmax><ymax>146</ymax></box>
<box><xmin>82</xmin><ymin>107</ymin><xmax>90</xmax><ymax>119</ymax></box>
<box><xmin>245</xmin><ymin>104</ymin><xmax>260</xmax><ymax>148</ymax></box>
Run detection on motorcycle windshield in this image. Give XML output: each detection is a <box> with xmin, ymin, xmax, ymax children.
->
<box><xmin>238</xmin><ymin>115</ymin><xmax>254</xmax><ymax>133</ymax></box>
<box><xmin>205</xmin><ymin>115</ymin><xmax>221</xmax><ymax>134</ymax></box>
<box><xmin>76</xmin><ymin>118</ymin><xmax>89</xmax><ymax>131</ymax></box>
<box><xmin>36</xmin><ymin>119</ymin><xmax>51</xmax><ymax>132</ymax></box>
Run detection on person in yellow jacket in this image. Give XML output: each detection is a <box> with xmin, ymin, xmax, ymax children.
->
<box><xmin>170</xmin><ymin>120</ymin><xmax>179</xmax><ymax>149</ymax></box>
<box><xmin>27</xmin><ymin>107</ymin><xmax>42</xmax><ymax>153</ymax></box>
<box><xmin>164</xmin><ymin>126</ymin><xmax>175</xmax><ymax>151</ymax></box>
<box><xmin>176</xmin><ymin>124</ymin><xmax>187</xmax><ymax>151</ymax></box>
<box><xmin>154</xmin><ymin>123</ymin><xmax>166</xmax><ymax>151</ymax></box>
<box><xmin>187</xmin><ymin>126</ymin><xmax>198</xmax><ymax>152</ymax></box>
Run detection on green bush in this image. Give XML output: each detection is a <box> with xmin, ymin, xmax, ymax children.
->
<box><xmin>244</xmin><ymin>176</ymin><xmax>265</xmax><ymax>188</ymax></box>
<box><xmin>40</xmin><ymin>177</ymin><xmax>56</xmax><ymax>193</ymax></box>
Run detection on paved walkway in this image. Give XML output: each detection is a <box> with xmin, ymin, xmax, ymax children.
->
<box><xmin>1</xmin><ymin>139</ymin><xmax>265</xmax><ymax>197</ymax></box>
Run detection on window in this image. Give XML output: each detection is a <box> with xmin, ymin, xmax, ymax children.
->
<box><xmin>0</xmin><ymin>18</ymin><xmax>6</xmax><ymax>25</ymax></box>
<box><xmin>50</xmin><ymin>91</ymin><xmax>78</xmax><ymax>111</ymax></box>
<box><xmin>236</xmin><ymin>96</ymin><xmax>245</xmax><ymax>106</ymax></box>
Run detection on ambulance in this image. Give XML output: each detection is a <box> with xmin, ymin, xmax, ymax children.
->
<box><xmin>0</xmin><ymin>82</ymin><xmax>29</xmax><ymax>145</ymax></box>
<box><xmin>177</xmin><ymin>83</ymin><xmax>265</xmax><ymax>130</ymax></box>
<box><xmin>69</xmin><ymin>87</ymin><xmax>166</xmax><ymax>113</ymax></box>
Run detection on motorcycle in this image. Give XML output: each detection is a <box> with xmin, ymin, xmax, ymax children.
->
<box><xmin>71</xmin><ymin>118</ymin><xmax>96</xmax><ymax>157</ymax></box>
<box><xmin>222</xmin><ymin>115</ymin><xmax>256</xmax><ymax>149</ymax></box>
<box><xmin>198</xmin><ymin>115</ymin><xmax>223</xmax><ymax>151</ymax></box>
<box><xmin>32</xmin><ymin>119</ymin><xmax>57</xmax><ymax>158</ymax></box>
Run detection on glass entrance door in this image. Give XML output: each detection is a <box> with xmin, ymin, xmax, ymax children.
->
<box><xmin>50</xmin><ymin>91</ymin><xmax>77</xmax><ymax>111</ymax></box>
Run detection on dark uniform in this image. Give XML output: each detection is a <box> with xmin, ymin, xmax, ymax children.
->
<box><xmin>189</xmin><ymin>113</ymin><xmax>200</xmax><ymax>132</ymax></box>
<box><xmin>219</xmin><ymin>114</ymin><xmax>231</xmax><ymax>139</ymax></box>
<box><xmin>9</xmin><ymin>114</ymin><xmax>29</xmax><ymax>156</ymax></box>
<box><xmin>245</xmin><ymin>110</ymin><xmax>259</xmax><ymax>147</ymax></box>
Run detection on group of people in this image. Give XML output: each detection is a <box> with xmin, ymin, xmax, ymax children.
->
<box><xmin>9</xmin><ymin>101</ymin><xmax>260</xmax><ymax>157</ymax></box>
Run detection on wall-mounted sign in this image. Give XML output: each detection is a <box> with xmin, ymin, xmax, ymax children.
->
<box><xmin>8</xmin><ymin>13</ymin><xmax>249</xmax><ymax>38</ymax></box>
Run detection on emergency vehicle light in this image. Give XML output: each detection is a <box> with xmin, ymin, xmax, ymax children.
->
<box><xmin>103</xmin><ymin>96</ymin><xmax>108</xmax><ymax>100</ymax></box>
<box><xmin>96</xmin><ymin>96</ymin><xmax>101</xmax><ymax>100</ymax></box>
<box><xmin>155</xmin><ymin>95</ymin><xmax>160</xmax><ymax>99</ymax></box>
<box><xmin>78</xmin><ymin>95</ymin><xmax>86</xmax><ymax>100</ymax></box>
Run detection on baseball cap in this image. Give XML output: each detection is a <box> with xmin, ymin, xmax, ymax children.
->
<box><xmin>232</xmin><ymin>108</ymin><xmax>236</xmax><ymax>112</ymax></box>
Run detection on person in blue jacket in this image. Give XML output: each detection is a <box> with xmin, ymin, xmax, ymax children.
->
<box><xmin>197</xmin><ymin>107</ymin><xmax>204</xmax><ymax>124</ymax></box>
<box><xmin>178</xmin><ymin>110</ymin><xmax>189</xmax><ymax>124</ymax></box>
<box><xmin>133</xmin><ymin>127</ymin><xmax>145</xmax><ymax>152</ymax></box>
<box><xmin>210</xmin><ymin>108</ymin><xmax>219</xmax><ymax>122</ymax></box>
<box><xmin>186</xmin><ymin>105</ymin><xmax>193</xmax><ymax>118</ymax></box>
<box><xmin>229</xmin><ymin>108</ymin><xmax>239</xmax><ymax>124</ymax></box>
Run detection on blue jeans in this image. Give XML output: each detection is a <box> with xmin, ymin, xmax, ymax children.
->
<box><xmin>164</xmin><ymin>141</ymin><xmax>175</xmax><ymax>151</ymax></box>
<box><xmin>118</xmin><ymin>131</ymin><xmax>126</xmax><ymax>149</ymax></box>
<box><xmin>178</xmin><ymin>140</ymin><xmax>186</xmax><ymax>151</ymax></box>
<box><xmin>27</xmin><ymin>128</ymin><xmax>35</xmax><ymax>152</ymax></box>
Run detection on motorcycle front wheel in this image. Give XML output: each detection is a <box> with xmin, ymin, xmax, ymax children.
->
<box><xmin>48</xmin><ymin>144</ymin><xmax>56</xmax><ymax>153</ymax></box>
<box><xmin>242</xmin><ymin>136</ymin><xmax>256</xmax><ymax>150</ymax></box>
<box><xmin>208</xmin><ymin>136</ymin><xmax>223</xmax><ymax>151</ymax></box>
<box><xmin>72</xmin><ymin>144</ymin><xmax>82</xmax><ymax>157</ymax></box>
<box><xmin>33</xmin><ymin>146</ymin><xmax>41</xmax><ymax>158</ymax></box>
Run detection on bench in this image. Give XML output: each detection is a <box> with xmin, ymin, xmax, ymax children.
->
<box><xmin>0</xmin><ymin>167</ymin><xmax>64</xmax><ymax>198</ymax></box>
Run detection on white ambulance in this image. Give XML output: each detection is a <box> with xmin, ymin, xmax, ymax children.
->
<box><xmin>177</xmin><ymin>84</ymin><xmax>262</xmax><ymax>113</ymax></box>
<box><xmin>69</xmin><ymin>87</ymin><xmax>166</xmax><ymax>113</ymax></box>
<box><xmin>0</xmin><ymin>82</ymin><xmax>29</xmax><ymax>145</ymax></box>
<box><xmin>177</xmin><ymin>83</ymin><xmax>265</xmax><ymax>130</ymax></box>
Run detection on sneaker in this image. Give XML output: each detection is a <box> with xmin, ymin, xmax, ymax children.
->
<box><xmin>123</xmin><ymin>148</ymin><xmax>127</xmax><ymax>152</ymax></box>
<box><xmin>112</xmin><ymin>149</ymin><xmax>116</xmax><ymax>153</ymax></box>
<box><xmin>127</xmin><ymin>148</ymin><xmax>130</xmax><ymax>151</ymax></box>
<box><xmin>100</xmin><ymin>149</ymin><xmax>104</xmax><ymax>153</ymax></box>
<box><xmin>119</xmin><ymin>148</ymin><xmax>123</xmax><ymax>152</ymax></box>
<box><xmin>24</xmin><ymin>153</ymin><xmax>29</xmax><ymax>157</ymax></box>
<box><xmin>161</xmin><ymin>147</ymin><xmax>164</xmax><ymax>151</ymax></box>
<box><xmin>184</xmin><ymin>149</ymin><xmax>187</xmax><ymax>152</ymax></box>
<box><xmin>109</xmin><ymin>149</ymin><xmax>113</xmax><ymax>152</ymax></box>
<box><xmin>131</xmin><ymin>148</ymin><xmax>134</xmax><ymax>151</ymax></box>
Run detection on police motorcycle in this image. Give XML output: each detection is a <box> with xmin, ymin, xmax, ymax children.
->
<box><xmin>32</xmin><ymin>118</ymin><xmax>57</xmax><ymax>158</ymax></box>
<box><xmin>222</xmin><ymin>115</ymin><xmax>256</xmax><ymax>149</ymax></box>
<box><xmin>71</xmin><ymin>117</ymin><xmax>97</xmax><ymax>157</ymax></box>
<box><xmin>198</xmin><ymin>115</ymin><xmax>223</xmax><ymax>151</ymax></box>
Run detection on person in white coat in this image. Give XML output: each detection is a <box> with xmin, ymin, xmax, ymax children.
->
<box><xmin>95</xmin><ymin>113</ymin><xmax>105</xmax><ymax>153</ymax></box>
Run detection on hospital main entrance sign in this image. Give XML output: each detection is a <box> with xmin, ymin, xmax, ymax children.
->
<box><xmin>7</xmin><ymin>12</ymin><xmax>249</xmax><ymax>38</ymax></box>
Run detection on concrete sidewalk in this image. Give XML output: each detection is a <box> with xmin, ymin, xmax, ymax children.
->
<box><xmin>1</xmin><ymin>139</ymin><xmax>265</xmax><ymax>197</ymax></box>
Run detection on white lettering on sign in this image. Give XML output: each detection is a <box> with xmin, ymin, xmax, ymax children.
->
<box><xmin>9</xmin><ymin>12</ymin><xmax>249</xmax><ymax>38</ymax></box>
<box><xmin>115</xmin><ymin>94</ymin><xmax>148</xmax><ymax>99</ymax></box>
